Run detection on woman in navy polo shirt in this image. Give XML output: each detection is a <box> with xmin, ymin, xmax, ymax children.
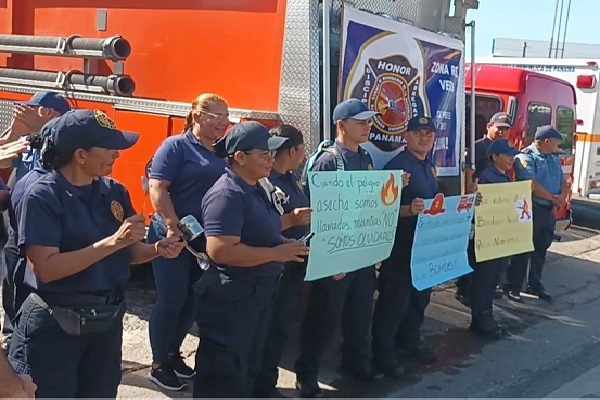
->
<box><xmin>254</xmin><ymin>124</ymin><xmax>311</xmax><ymax>397</ymax></box>
<box><xmin>9</xmin><ymin>109</ymin><xmax>184</xmax><ymax>398</ymax></box>
<box><xmin>147</xmin><ymin>93</ymin><xmax>230</xmax><ymax>390</ymax></box>
<box><xmin>193</xmin><ymin>121</ymin><xmax>310</xmax><ymax>398</ymax></box>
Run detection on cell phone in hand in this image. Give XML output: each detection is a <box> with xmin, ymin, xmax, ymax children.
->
<box><xmin>299</xmin><ymin>232</ymin><xmax>315</xmax><ymax>244</ymax></box>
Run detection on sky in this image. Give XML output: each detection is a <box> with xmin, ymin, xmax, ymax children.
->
<box><xmin>463</xmin><ymin>0</ymin><xmax>600</xmax><ymax>57</ymax></box>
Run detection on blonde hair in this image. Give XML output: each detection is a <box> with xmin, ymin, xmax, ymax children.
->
<box><xmin>182</xmin><ymin>93</ymin><xmax>228</xmax><ymax>133</ymax></box>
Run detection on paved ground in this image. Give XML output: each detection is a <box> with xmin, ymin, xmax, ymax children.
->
<box><xmin>3</xmin><ymin>222</ymin><xmax>600</xmax><ymax>398</ymax></box>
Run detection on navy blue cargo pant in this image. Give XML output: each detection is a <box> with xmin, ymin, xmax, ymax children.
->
<box><xmin>294</xmin><ymin>265</ymin><xmax>377</xmax><ymax>385</ymax></box>
<box><xmin>372</xmin><ymin>251</ymin><xmax>431</xmax><ymax>369</ymax></box>
<box><xmin>469</xmin><ymin>240</ymin><xmax>508</xmax><ymax>318</ymax></box>
<box><xmin>505</xmin><ymin>203</ymin><xmax>555</xmax><ymax>292</ymax></box>
<box><xmin>254</xmin><ymin>261</ymin><xmax>306</xmax><ymax>396</ymax></box>
<box><xmin>193</xmin><ymin>267</ymin><xmax>280</xmax><ymax>398</ymax></box>
<box><xmin>8</xmin><ymin>294</ymin><xmax>124</xmax><ymax>398</ymax></box>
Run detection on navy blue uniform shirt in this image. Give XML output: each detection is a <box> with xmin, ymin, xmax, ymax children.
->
<box><xmin>16</xmin><ymin>171</ymin><xmax>136</xmax><ymax>293</ymax></box>
<box><xmin>149</xmin><ymin>130</ymin><xmax>228</xmax><ymax>222</ymax></box>
<box><xmin>270</xmin><ymin>170</ymin><xmax>309</xmax><ymax>240</ymax></box>
<box><xmin>9</xmin><ymin>167</ymin><xmax>48</xmax><ymax>230</ymax></box>
<box><xmin>478</xmin><ymin>165</ymin><xmax>512</xmax><ymax>184</ymax></box>
<box><xmin>202</xmin><ymin>169</ymin><xmax>285</xmax><ymax>276</ymax></box>
<box><xmin>384</xmin><ymin>149</ymin><xmax>438</xmax><ymax>243</ymax></box>
<box><xmin>514</xmin><ymin>144</ymin><xmax>564</xmax><ymax>206</ymax></box>
<box><xmin>466</xmin><ymin>137</ymin><xmax>493</xmax><ymax>179</ymax></box>
<box><xmin>310</xmin><ymin>141</ymin><xmax>373</xmax><ymax>173</ymax></box>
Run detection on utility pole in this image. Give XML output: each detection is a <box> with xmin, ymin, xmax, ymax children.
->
<box><xmin>549</xmin><ymin>0</ymin><xmax>560</xmax><ymax>57</ymax></box>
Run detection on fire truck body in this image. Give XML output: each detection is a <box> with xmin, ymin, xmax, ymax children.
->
<box><xmin>474</xmin><ymin>57</ymin><xmax>600</xmax><ymax>200</ymax></box>
<box><xmin>0</xmin><ymin>0</ymin><xmax>473</xmax><ymax>216</ymax></box>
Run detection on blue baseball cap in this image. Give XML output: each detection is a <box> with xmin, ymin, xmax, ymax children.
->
<box><xmin>332</xmin><ymin>98</ymin><xmax>380</xmax><ymax>123</ymax></box>
<box><xmin>408</xmin><ymin>116</ymin><xmax>436</xmax><ymax>132</ymax></box>
<box><xmin>489</xmin><ymin>112</ymin><xmax>511</xmax><ymax>128</ymax></box>
<box><xmin>487</xmin><ymin>139</ymin><xmax>519</xmax><ymax>157</ymax></box>
<box><xmin>50</xmin><ymin>109</ymin><xmax>140</xmax><ymax>153</ymax></box>
<box><xmin>21</xmin><ymin>91</ymin><xmax>71</xmax><ymax>114</ymax></box>
<box><xmin>534</xmin><ymin>125</ymin><xmax>566</xmax><ymax>141</ymax></box>
<box><xmin>225</xmin><ymin>121</ymin><xmax>288</xmax><ymax>155</ymax></box>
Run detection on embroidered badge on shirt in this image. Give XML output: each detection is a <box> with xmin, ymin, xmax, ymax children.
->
<box><xmin>111</xmin><ymin>200</ymin><xmax>124</xmax><ymax>222</ymax></box>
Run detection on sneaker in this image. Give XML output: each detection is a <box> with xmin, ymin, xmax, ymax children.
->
<box><xmin>340</xmin><ymin>363</ymin><xmax>384</xmax><ymax>382</ymax></box>
<box><xmin>504</xmin><ymin>289</ymin><xmax>524</xmax><ymax>303</ymax></box>
<box><xmin>295</xmin><ymin>379</ymin><xmax>324</xmax><ymax>398</ymax></box>
<box><xmin>148</xmin><ymin>364</ymin><xmax>187</xmax><ymax>391</ymax></box>
<box><xmin>399</xmin><ymin>344</ymin><xmax>437</xmax><ymax>365</ymax></box>
<box><xmin>469</xmin><ymin>310</ymin><xmax>503</xmax><ymax>339</ymax></box>
<box><xmin>524</xmin><ymin>286</ymin><xmax>553</xmax><ymax>302</ymax></box>
<box><xmin>168</xmin><ymin>353</ymin><xmax>195</xmax><ymax>379</ymax></box>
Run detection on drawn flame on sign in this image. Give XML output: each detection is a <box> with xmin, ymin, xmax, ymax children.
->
<box><xmin>381</xmin><ymin>173</ymin><xmax>399</xmax><ymax>206</ymax></box>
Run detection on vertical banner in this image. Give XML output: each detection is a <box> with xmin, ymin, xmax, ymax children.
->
<box><xmin>474</xmin><ymin>181</ymin><xmax>534</xmax><ymax>262</ymax></box>
<box><xmin>305</xmin><ymin>170</ymin><xmax>403</xmax><ymax>281</ymax></box>
<box><xmin>339</xmin><ymin>7</ymin><xmax>463</xmax><ymax>176</ymax></box>
<box><xmin>410</xmin><ymin>194</ymin><xmax>475</xmax><ymax>291</ymax></box>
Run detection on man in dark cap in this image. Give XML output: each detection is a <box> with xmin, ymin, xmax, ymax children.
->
<box><xmin>372</xmin><ymin>115</ymin><xmax>440</xmax><ymax>377</ymax></box>
<box><xmin>503</xmin><ymin>125</ymin><xmax>568</xmax><ymax>303</ymax></box>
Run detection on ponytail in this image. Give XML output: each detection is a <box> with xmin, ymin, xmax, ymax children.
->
<box><xmin>41</xmin><ymin>138</ymin><xmax>75</xmax><ymax>171</ymax></box>
<box><xmin>182</xmin><ymin>111</ymin><xmax>194</xmax><ymax>134</ymax></box>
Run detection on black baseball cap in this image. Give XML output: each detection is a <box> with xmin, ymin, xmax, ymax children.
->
<box><xmin>407</xmin><ymin>116</ymin><xmax>436</xmax><ymax>132</ymax></box>
<box><xmin>534</xmin><ymin>125</ymin><xmax>566</xmax><ymax>141</ymax></box>
<box><xmin>225</xmin><ymin>121</ymin><xmax>288</xmax><ymax>155</ymax></box>
<box><xmin>487</xmin><ymin>139</ymin><xmax>520</xmax><ymax>156</ymax></box>
<box><xmin>489</xmin><ymin>112</ymin><xmax>511</xmax><ymax>128</ymax></box>
<box><xmin>50</xmin><ymin>109</ymin><xmax>140</xmax><ymax>153</ymax></box>
<box><xmin>332</xmin><ymin>98</ymin><xmax>380</xmax><ymax>123</ymax></box>
<box><xmin>21</xmin><ymin>91</ymin><xmax>71</xmax><ymax>114</ymax></box>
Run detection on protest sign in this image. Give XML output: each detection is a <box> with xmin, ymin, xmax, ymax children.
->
<box><xmin>305</xmin><ymin>170</ymin><xmax>403</xmax><ymax>281</ymax></box>
<box><xmin>474</xmin><ymin>180</ymin><xmax>534</xmax><ymax>262</ymax></box>
<box><xmin>410</xmin><ymin>193</ymin><xmax>475</xmax><ymax>291</ymax></box>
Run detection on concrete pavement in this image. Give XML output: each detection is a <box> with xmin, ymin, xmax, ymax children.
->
<box><xmin>2</xmin><ymin>225</ymin><xmax>600</xmax><ymax>398</ymax></box>
<box><xmin>115</xmin><ymin>225</ymin><xmax>600</xmax><ymax>398</ymax></box>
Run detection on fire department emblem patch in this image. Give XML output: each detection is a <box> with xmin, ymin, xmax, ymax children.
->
<box><xmin>94</xmin><ymin>110</ymin><xmax>117</xmax><ymax>130</ymax></box>
<box><xmin>111</xmin><ymin>200</ymin><xmax>124</xmax><ymax>222</ymax></box>
<box><xmin>350</xmin><ymin>54</ymin><xmax>422</xmax><ymax>152</ymax></box>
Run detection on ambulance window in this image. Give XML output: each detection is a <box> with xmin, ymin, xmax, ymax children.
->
<box><xmin>556</xmin><ymin>106</ymin><xmax>575</xmax><ymax>150</ymax></box>
<box><xmin>526</xmin><ymin>102</ymin><xmax>552</xmax><ymax>139</ymax></box>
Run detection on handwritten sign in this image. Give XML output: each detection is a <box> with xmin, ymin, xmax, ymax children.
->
<box><xmin>474</xmin><ymin>180</ymin><xmax>534</xmax><ymax>262</ymax></box>
<box><xmin>305</xmin><ymin>170</ymin><xmax>403</xmax><ymax>281</ymax></box>
<box><xmin>410</xmin><ymin>193</ymin><xmax>475</xmax><ymax>291</ymax></box>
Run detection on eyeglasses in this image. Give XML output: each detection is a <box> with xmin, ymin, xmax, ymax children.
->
<box><xmin>201</xmin><ymin>111</ymin><xmax>230</xmax><ymax>121</ymax></box>
<box><xmin>243</xmin><ymin>150</ymin><xmax>277</xmax><ymax>160</ymax></box>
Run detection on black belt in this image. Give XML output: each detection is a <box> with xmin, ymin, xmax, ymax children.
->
<box><xmin>208</xmin><ymin>266</ymin><xmax>281</xmax><ymax>285</ymax></box>
<box><xmin>34</xmin><ymin>290</ymin><xmax>125</xmax><ymax>307</ymax></box>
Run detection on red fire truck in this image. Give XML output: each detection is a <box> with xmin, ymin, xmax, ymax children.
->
<box><xmin>466</xmin><ymin>63</ymin><xmax>576</xmax><ymax>231</ymax></box>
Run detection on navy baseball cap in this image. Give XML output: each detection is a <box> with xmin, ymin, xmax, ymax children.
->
<box><xmin>21</xmin><ymin>91</ymin><xmax>71</xmax><ymax>114</ymax></box>
<box><xmin>489</xmin><ymin>112</ymin><xmax>511</xmax><ymax>128</ymax></box>
<box><xmin>407</xmin><ymin>116</ymin><xmax>436</xmax><ymax>132</ymax></box>
<box><xmin>534</xmin><ymin>125</ymin><xmax>566</xmax><ymax>141</ymax></box>
<box><xmin>487</xmin><ymin>139</ymin><xmax>519</xmax><ymax>157</ymax></box>
<box><xmin>50</xmin><ymin>109</ymin><xmax>140</xmax><ymax>153</ymax></box>
<box><xmin>332</xmin><ymin>98</ymin><xmax>380</xmax><ymax>123</ymax></box>
<box><xmin>225</xmin><ymin>121</ymin><xmax>288</xmax><ymax>155</ymax></box>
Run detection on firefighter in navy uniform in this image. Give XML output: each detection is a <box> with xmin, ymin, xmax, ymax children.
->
<box><xmin>294</xmin><ymin>98</ymin><xmax>384</xmax><ymax>398</ymax></box>
<box><xmin>468</xmin><ymin>139</ymin><xmax>518</xmax><ymax>338</ymax></box>
<box><xmin>192</xmin><ymin>121</ymin><xmax>309</xmax><ymax>398</ymax></box>
<box><xmin>7</xmin><ymin>109</ymin><xmax>184</xmax><ymax>398</ymax></box>
<box><xmin>254</xmin><ymin>124</ymin><xmax>312</xmax><ymax>398</ymax></box>
<box><xmin>504</xmin><ymin>126</ymin><xmax>568</xmax><ymax>303</ymax></box>
<box><xmin>371</xmin><ymin>116</ymin><xmax>439</xmax><ymax>375</ymax></box>
<box><xmin>457</xmin><ymin>112</ymin><xmax>512</xmax><ymax>306</ymax></box>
